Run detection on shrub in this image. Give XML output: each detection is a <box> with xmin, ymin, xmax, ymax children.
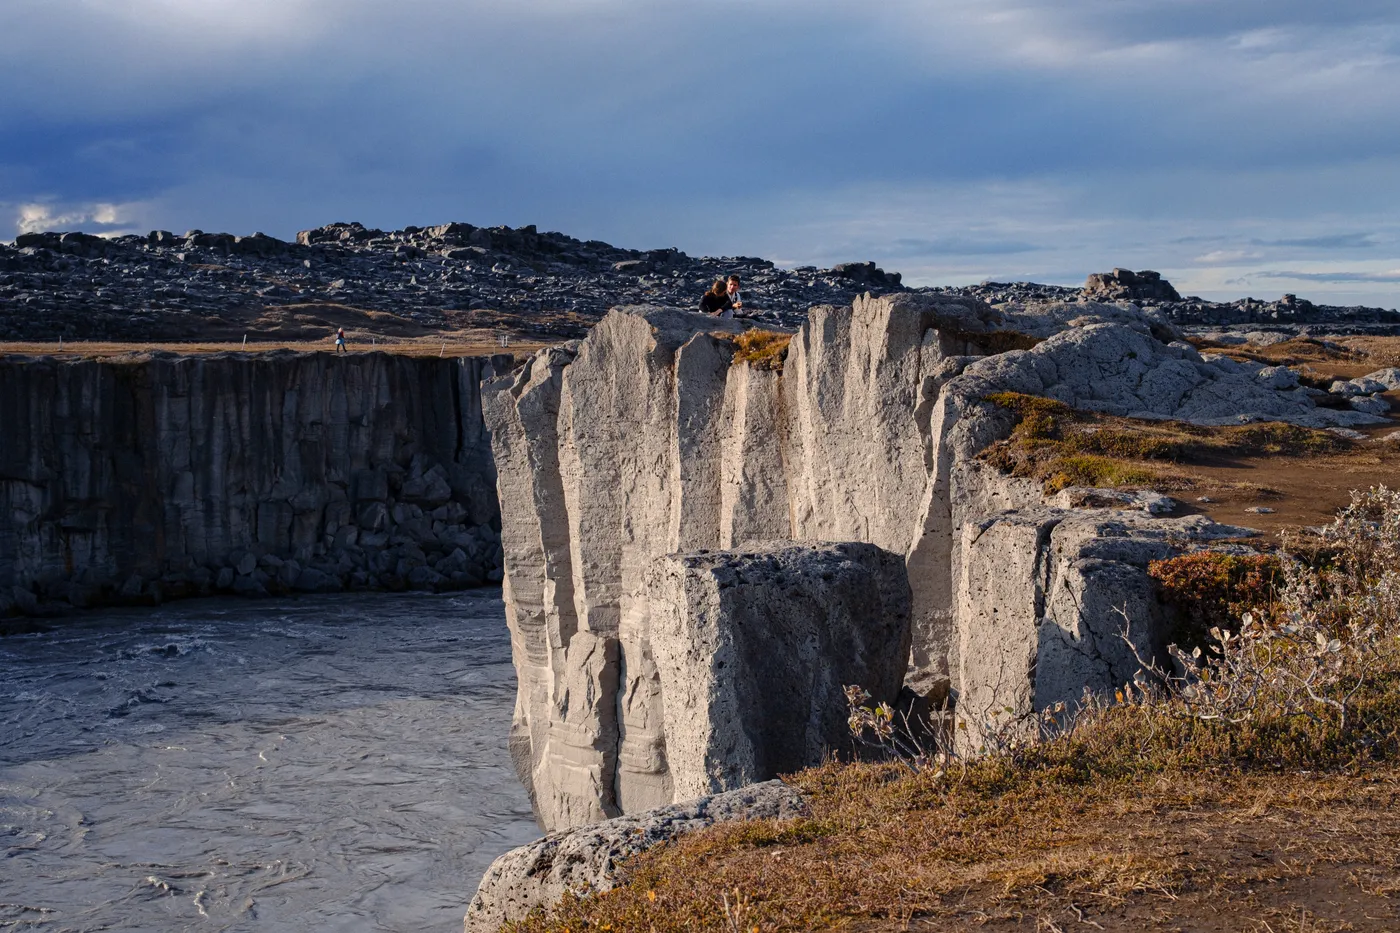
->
<box><xmin>1149</xmin><ymin>552</ymin><xmax>1284</xmax><ymax>651</ymax></box>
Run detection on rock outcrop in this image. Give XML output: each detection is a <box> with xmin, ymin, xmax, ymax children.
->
<box><xmin>954</xmin><ymin>509</ymin><xmax>1254</xmax><ymax>745</ymax></box>
<box><xmin>486</xmin><ymin>294</ymin><xmax>1358</xmax><ymax>832</ymax></box>
<box><xmin>484</xmin><ymin>297</ymin><xmax>1000</xmax><ymax>830</ymax></box>
<box><xmin>0</xmin><ymin>351</ymin><xmax>509</xmax><ymax>617</ymax></box>
<box><xmin>1082</xmin><ymin>268</ymin><xmax>1182</xmax><ymax>303</ymax></box>
<box><xmin>647</xmin><ymin>543</ymin><xmax>911</xmax><ymax>800</ymax></box>
<box><xmin>464</xmin><ymin>779</ymin><xmax>805</xmax><ymax>933</ymax></box>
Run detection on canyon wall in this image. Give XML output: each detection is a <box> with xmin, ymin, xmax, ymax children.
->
<box><xmin>0</xmin><ymin>350</ymin><xmax>512</xmax><ymax>617</ymax></box>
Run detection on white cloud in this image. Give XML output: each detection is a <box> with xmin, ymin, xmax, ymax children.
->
<box><xmin>14</xmin><ymin>201</ymin><xmax>145</xmax><ymax>236</ymax></box>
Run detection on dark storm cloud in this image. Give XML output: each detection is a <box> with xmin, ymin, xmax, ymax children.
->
<box><xmin>1</xmin><ymin>1</ymin><xmax>1398</xmax><ymax>303</ymax></box>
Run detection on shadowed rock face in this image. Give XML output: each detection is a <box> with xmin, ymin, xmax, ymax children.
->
<box><xmin>0</xmin><ymin>351</ymin><xmax>509</xmax><ymax>616</ymax></box>
<box><xmin>647</xmin><ymin>542</ymin><xmax>911</xmax><ymax>801</ymax></box>
<box><xmin>485</xmin><ymin>294</ymin><xmax>1360</xmax><ymax>832</ymax></box>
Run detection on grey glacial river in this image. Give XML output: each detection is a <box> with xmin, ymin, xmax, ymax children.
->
<box><xmin>0</xmin><ymin>591</ymin><xmax>538</xmax><ymax>932</ymax></box>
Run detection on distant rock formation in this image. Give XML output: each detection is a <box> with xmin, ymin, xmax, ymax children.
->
<box><xmin>0</xmin><ymin>222</ymin><xmax>906</xmax><ymax>342</ymax></box>
<box><xmin>1082</xmin><ymin>268</ymin><xmax>1182</xmax><ymax>303</ymax></box>
<box><xmin>0</xmin><ymin>351</ymin><xmax>509</xmax><ymax>618</ymax></box>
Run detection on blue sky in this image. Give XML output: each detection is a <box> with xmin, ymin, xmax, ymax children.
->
<box><xmin>3</xmin><ymin>1</ymin><xmax>1399</xmax><ymax>306</ymax></box>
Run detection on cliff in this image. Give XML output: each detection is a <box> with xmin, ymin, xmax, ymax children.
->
<box><xmin>0</xmin><ymin>350</ymin><xmax>511</xmax><ymax>617</ymax></box>
<box><xmin>483</xmin><ymin>295</ymin><xmax>1363</xmax><ymax>832</ymax></box>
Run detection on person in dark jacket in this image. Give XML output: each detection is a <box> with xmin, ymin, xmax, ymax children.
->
<box><xmin>700</xmin><ymin>279</ymin><xmax>733</xmax><ymax>317</ymax></box>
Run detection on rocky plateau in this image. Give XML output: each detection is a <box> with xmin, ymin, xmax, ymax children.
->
<box><xmin>4</xmin><ymin>224</ymin><xmax>1398</xmax><ymax>344</ymax></box>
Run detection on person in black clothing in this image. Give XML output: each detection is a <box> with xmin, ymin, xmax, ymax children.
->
<box><xmin>699</xmin><ymin>279</ymin><xmax>733</xmax><ymax>317</ymax></box>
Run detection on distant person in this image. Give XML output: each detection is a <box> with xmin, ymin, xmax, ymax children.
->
<box><xmin>700</xmin><ymin>279</ymin><xmax>734</xmax><ymax>318</ymax></box>
<box><xmin>334</xmin><ymin>328</ymin><xmax>347</xmax><ymax>354</ymax></box>
<box><xmin>726</xmin><ymin>275</ymin><xmax>744</xmax><ymax>315</ymax></box>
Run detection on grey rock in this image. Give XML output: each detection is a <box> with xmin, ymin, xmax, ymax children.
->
<box><xmin>0</xmin><ymin>353</ymin><xmax>502</xmax><ymax>613</ymax></box>
<box><xmin>1362</xmin><ymin>367</ymin><xmax>1400</xmax><ymax>390</ymax></box>
<box><xmin>1350</xmin><ymin>394</ymin><xmax>1391</xmax><ymax>416</ymax></box>
<box><xmin>1255</xmin><ymin>365</ymin><xmax>1299</xmax><ymax>390</ymax></box>
<box><xmin>954</xmin><ymin>509</ymin><xmax>1242</xmax><ymax>747</ymax></box>
<box><xmin>1082</xmin><ymin>268</ymin><xmax>1181</xmax><ymax>303</ymax></box>
<box><xmin>647</xmin><ymin>542</ymin><xmax>911</xmax><ymax>799</ymax></box>
<box><xmin>293</xmin><ymin>567</ymin><xmax>340</xmax><ymax>593</ymax></box>
<box><xmin>1331</xmin><ymin>380</ymin><xmax>1364</xmax><ymax>397</ymax></box>
<box><xmin>464</xmin><ymin>780</ymin><xmax>806</xmax><ymax>933</ymax></box>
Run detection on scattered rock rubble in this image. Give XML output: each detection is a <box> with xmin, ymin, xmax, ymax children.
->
<box><xmin>5</xmin><ymin>227</ymin><xmax>1398</xmax><ymax>344</ymax></box>
<box><xmin>0</xmin><ymin>223</ymin><xmax>904</xmax><ymax>341</ymax></box>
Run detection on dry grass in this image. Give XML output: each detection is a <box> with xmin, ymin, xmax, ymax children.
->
<box><xmin>510</xmin><ymin>645</ymin><xmax>1400</xmax><ymax>931</ymax></box>
<box><xmin>511</xmin><ymin>757</ymin><xmax>1400</xmax><ymax>932</ymax></box>
<box><xmin>732</xmin><ymin>329</ymin><xmax>794</xmax><ymax>371</ymax></box>
<box><xmin>1188</xmin><ymin>335</ymin><xmax>1400</xmax><ymax>385</ymax></box>
<box><xmin>978</xmin><ymin>392</ymin><xmax>1353</xmax><ymax>495</ymax></box>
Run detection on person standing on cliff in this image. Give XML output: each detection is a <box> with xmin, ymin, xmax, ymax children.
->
<box><xmin>334</xmin><ymin>328</ymin><xmax>347</xmax><ymax>354</ymax></box>
<box><xmin>700</xmin><ymin>279</ymin><xmax>734</xmax><ymax>318</ymax></box>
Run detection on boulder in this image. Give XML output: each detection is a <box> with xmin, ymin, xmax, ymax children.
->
<box><xmin>1362</xmin><ymin>367</ymin><xmax>1400</xmax><ymax>390</ymax></box>
<box><xmin>464</xmin><ymin>780</ymin><xmax>806</xmax><ymax>933</ymax></box>
<box><xmin>954</xmin><ymin>509</ymin><xmax>1253</xmax><ymax>746</ymax></box>
<box><xmin>1351</xmin><ymin>395</ymin><xmax>1391</xmax><ymax>416</ymax></box>
<box><xmin>1255</xmin><ymin>365</ymin><xmax>1299</xmax><ymax>390</ymax></box>
<box><xmin>646</xmin><ymin>542</ymin><xmax>911</xmax><ymax>799</ymax></box>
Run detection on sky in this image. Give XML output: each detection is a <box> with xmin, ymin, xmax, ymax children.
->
<box><xmin>3</xmin><ymin>0</ymin><xmax>1400</xmax><ymax>306</ymax></box>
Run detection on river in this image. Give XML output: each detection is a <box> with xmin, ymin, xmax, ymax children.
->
<box><xmin>0</xmin><ymin>590</ymin><xmax>538</xmax><ymax>932</ymax></box>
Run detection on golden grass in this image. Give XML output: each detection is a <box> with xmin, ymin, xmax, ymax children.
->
<box><xmin>732</xmin><ymin>329</ymin><xmax>794</xmax><ymax>371</ymax></box>
<box><xmin>978</xmin><ymin>392</ymin><xmax>1351</xmax><ymax>495</ymax></box>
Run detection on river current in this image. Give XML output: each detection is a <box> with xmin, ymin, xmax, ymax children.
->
<box><xmin>0</xmin><ymin>591</ymin><xmax>538</xmax><ymax>932</ymax></box>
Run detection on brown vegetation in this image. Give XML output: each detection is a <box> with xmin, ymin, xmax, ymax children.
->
<box><xmin>1149</xmin><ymin>552</ymin><xmax>1284</xmax><ymax>650</ymax></box>
<box><xmin>732</xmin><ymin>329</ymin><xmax>794</xmax><ymax>371</ymax></box>
<box><xmin>1188</xmin><ymin>334</ymin><xmax>1400</xmax><ymax>385</ymax></box>
<box><xmin>978</xmin><ymin>392</ymin><xmax>1352</xmax><ymax>496</ymax></box>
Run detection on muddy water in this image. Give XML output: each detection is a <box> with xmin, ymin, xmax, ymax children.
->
<box><xmin>0</xmin><ymin>591</ymin><xmax>538</xmax><ymax>932</ymax></box>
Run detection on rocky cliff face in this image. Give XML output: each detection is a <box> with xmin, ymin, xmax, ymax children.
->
<box><xmin>0</xmin><ymin>351</ymin><xmax>510</xmax><ymax>617</ymax></box>
<box><xmin>485</xmin><ymin>294</ymin><xmax>1364</xmax><ymax>832</ymax></box>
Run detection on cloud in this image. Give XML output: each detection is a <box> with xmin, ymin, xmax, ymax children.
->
<box><xmin>13</xmin><ymin>201</ymin><xmax>146</xmax><ymax>236</ymax></box>
<box><xmin>1259</xmin><ymin>233</ymin><xmax>1381</xmax><ymax>249</ymax></box>
<box><xmin>1255</xmin><ymin>269</ymin><xmax>1400</xmax><ymax>284</ymax></box>
<box><xmin>1</xmin><ymin>2</ymin><xmax>1399</xmax><ymax>305</ymax></box>
<box><xmin>1194</xmin><ymin>250</ymin><xmax>1266</xmax><ymax>265</ymax></box>
<box><xmin>889</xmin><ymin>238</ymin><xmax>1040</xmax><ymax>257</ymax></box>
